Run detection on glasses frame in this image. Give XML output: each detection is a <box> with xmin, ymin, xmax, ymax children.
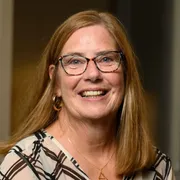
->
<box><xmin>57</xmin><ymin>50</ymin><xmax>125</xmax><ymax>76</ymax></box>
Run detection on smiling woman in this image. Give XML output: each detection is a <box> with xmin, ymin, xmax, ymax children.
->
<box><xmin>49</xmin><ymin>25</ymin><xmax>125</xmax><ymax>122</ymax></box>
<box><xmin>0</xmin><ymin>10</ymin><xmax>175</xmax><ymax>180</ymax></box>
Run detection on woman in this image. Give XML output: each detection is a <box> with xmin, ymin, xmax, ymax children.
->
<box><xmin>0</xmin><ymin>10</ymin><xmax>175</xmax><ymax>179</ymax></box>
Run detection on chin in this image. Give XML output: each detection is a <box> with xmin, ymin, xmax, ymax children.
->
<box><xmin>80</xmin><ymin>111</ymin><xmax>112</xmax><ymax>121</ymax></box>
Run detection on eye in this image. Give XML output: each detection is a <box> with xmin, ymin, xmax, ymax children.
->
<box><xmin>69</xmin><ymin>59</ymin><xmax>82</xmax><ymax>64</ymax></box>
<box><xmin>101</xmin><ymin>57</ymin><xmax>113</xmax><ymax>63</ymax></box>
<box><xmin>63</xmin><ymin>56</ymin><xmax>86</xmax><ymax>66</ymax></box>
<box><xmin>98</xmin><ymin>56</ymin><xmax>114</xmax><ymax>64</ymax></box>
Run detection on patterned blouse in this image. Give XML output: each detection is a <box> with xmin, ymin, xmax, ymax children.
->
<box><xmin>0</xmin><ymin>130</ymin><xmax>175</xmax><ymax>180</ymax></box>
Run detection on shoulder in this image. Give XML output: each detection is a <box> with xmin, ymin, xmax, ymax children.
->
<box><xmin>0</xmin><ymin>130</ymin><xmax>56</xmax><ymax>179</ymax></box>
<box><xmin>3</xmin><ymin>130</ymin><xmax>50</xmax><ymax>157</ymax></box>
<box><xmin>150</xmin><ymin>149</ymin><xmax>175</xmax><ymax>179</ymax></box>
<box><xmin>1</xmin><ymin>129</ymin><xmax>57</xmax><ymax>162</ymax></box>
<box><xmin>131</xmin><ymin>149</ymin><xmax>175</xmax><ymax>180</ymax></box>
<box><xmin>0</xmin><ymin>130</ymin><xmax>88</xmax><ymax>180</ymax></box>
<box><xmin>153</xmin><ymin>149</ymin><xmax>171</xmax><ymax>170</ymax></box>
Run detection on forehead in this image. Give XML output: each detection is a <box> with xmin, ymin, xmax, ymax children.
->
<box><xmin>61</xmin><ymin>25</ymin><xmax>116</xmax><ymax>55</ymax></box>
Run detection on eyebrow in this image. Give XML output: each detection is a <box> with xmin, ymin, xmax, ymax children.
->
<box><xmin>63</xmin><ymin>52</ymin><xmax>84</xmax><ymax>57</ymax></box>
<box><xmin>62</xmin><ymin>50</ymin><xmax>117</xmax><ymax>57</ymax></box>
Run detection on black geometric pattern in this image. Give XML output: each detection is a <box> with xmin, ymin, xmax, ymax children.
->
<box><xmin>0</xmin><ymin>130</ymin><xmax>175</xmax><ymax>179</ymax></box>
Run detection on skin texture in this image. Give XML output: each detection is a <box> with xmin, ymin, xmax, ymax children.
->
<box><xmin>48</xmin><ymin>25</ymin><xmax>125</xmax><ymax>179</ymax></box>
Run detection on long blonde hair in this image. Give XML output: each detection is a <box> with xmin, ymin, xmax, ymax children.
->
<box><xmin>0</xmin><ymin>10</ymin><xmax>155</xmax><ymax>176</ymax></box>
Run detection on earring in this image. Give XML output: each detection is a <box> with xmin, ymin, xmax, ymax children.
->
<box><xmin>52</xmin><ymin>96</ymin><xmax>63</xmax><ymax>111</ymax></box>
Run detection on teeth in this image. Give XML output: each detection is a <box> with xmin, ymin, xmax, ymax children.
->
<box><xmin>81</xmin><ymin>91</ymin><xmax>104</xmax><ymax>97</ymax></box>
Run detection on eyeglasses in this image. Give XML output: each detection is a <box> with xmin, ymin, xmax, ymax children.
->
<box><xmin>58</xmin><ymin>50</ymin><xmax>125</xmax><ymax>76</ymax></box>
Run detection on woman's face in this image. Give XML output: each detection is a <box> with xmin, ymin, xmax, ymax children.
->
<box><xmin>53</xmin><ymin>25</ymin><xmax>124</xmax><ymax>121</ymax></box>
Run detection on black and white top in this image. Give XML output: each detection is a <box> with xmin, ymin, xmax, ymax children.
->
<box><xmin>0</xmin><ymin>130</ymin><xmax>175</xmax><ymax>179</ymax></box>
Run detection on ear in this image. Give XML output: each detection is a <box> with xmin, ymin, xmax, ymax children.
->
<box><xmin>49</xmin><ymin>64</ymin><xmax>55</xmax><ymax>80</ymax></box>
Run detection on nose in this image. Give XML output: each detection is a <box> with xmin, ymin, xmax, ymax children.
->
<box><xmin>83</xmin><ymin>60</ymin><xmax>102</xmax><ymax>82</ymax></box>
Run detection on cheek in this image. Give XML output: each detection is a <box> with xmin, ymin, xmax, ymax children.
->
<box><xmin>55</xmin><ymin>71</ymin><xmax>81</xmax><ymax>97</ymax></box>
<box><xmin>113</xmin><ymin>73</ymin><xmax>125</xmax><ymax>106</ymax></box>
<box><xmin>110</xmin><ymin>72</ymin><xmax>125</xmax><ymax>92</ymax></box>
<box><xmin>54</xmin><ymin>70</ymin><xmax>64</xmax><ymax>96</ymax></box>
<box><xmin>54</xmin><ymin>78</ymin><xmax>62</xmax><ymax>97</ymax></box>
<box><xmin>110</xmin><ymin>74</ymin><xmax>125</xmax><ymax>108</ymax></box>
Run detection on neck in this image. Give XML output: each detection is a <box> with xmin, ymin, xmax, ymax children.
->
<box><xmin>58</xmin><ymin>108</ymin><xmax>117</xmax><ymax>156</ymax></box>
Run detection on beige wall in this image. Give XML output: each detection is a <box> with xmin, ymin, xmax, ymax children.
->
<box><xmin>0</xmin><ymin>0</ymin><xmax>14</xmax><ymax>160</ymax></box>
<box><xmin>170</xmin><ymin>0</ymin><xmax>180</xmax><ymax>174</ymax></box>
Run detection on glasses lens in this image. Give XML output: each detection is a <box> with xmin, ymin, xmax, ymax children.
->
<box><xmin>62</xmin><ymin>55</ymin><xmax>87</xmax><ymax>75</ymax></box>
<box><xmin>95</xmin><ymin>52</ymin><xmax>121</xmax><ymax>72</ymax></box>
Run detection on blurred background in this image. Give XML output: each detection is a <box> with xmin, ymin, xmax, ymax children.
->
<box><xmin>0</xmin><ymin>0</ymin><xmax>179</xmax><ymax>178</ymax></box>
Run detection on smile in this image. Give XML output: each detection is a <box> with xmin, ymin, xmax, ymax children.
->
<box><xmin>80</xmin><ymin>90</ymin><xmax>107</xmax><ymax>97</ymax></box>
